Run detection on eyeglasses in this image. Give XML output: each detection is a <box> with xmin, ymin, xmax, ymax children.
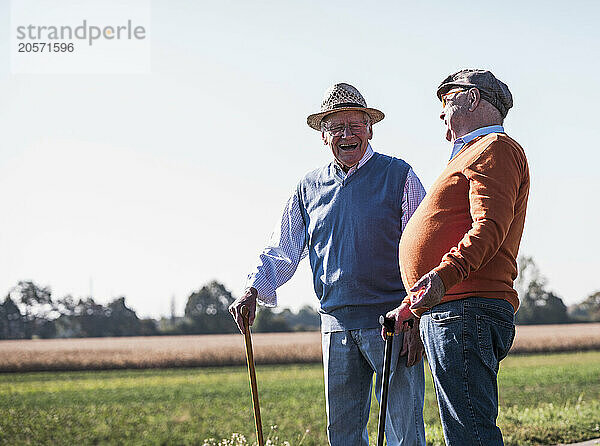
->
<box><xmin>441</xmin><ymin>88</ymin><xmax>466</xmax><ymax>108</ymax></box>
<box><xmin>323</xmin><ymin>121</ymin><xmax>369</xmax><ymax>136</ymax></box>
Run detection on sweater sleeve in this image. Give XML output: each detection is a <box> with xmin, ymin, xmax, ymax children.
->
<box><xmin>433</xmin><ymin>139</ymin><xmax>526</xmax><ymax>291</ymax></box>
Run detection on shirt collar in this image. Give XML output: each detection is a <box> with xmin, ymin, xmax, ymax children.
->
<box><xmin>334</xmin><ymin>144</ymin><xmax>374</xmax><ymax>177</ymax></box>
<box><xmin>450</xmin><ymin>125</ymin><xmax>504</xmax><ymax>161</ymax></box>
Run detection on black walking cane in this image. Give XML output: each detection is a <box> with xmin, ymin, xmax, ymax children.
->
<box><xmin>377</xmin><ymin>315</ymin><xmax>414</xmax><ymax>446</ymax></box>
<box><xmin>241</xmin><ymin>305</ymin><xmax>264</xmax><ymax>446</ymax></box>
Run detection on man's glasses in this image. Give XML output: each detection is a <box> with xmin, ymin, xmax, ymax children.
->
<box><xmin>323</xmin><ymin>121</ymin><xmax>369</xmax><ymax>136</ymax></box>
<box><xmin>441</xmin><ymin>88</ymin><xmax>466</xmax><ymax>108</ymax></box>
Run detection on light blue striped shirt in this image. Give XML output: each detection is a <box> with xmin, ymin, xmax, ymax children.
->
<box><xmin>450</xmin><ymin>125</ymin><xmax>505</xmax><ymax>161</ymax></box>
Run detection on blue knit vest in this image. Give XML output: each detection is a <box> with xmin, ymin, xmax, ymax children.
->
<box><xmin>297</xmin><ymin>152</ymin><xmax>410</xmax><ymax>331</ymax></box>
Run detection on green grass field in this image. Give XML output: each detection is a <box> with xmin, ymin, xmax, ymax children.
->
<box><xmin>1</xmin><ymin>352</ymin><xmax>599</xmax><ymax>446</ymax></box>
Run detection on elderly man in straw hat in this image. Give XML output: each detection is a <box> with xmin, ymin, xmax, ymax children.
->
<box><xmin>230</xmin><ymin>83</ymin><xmax>427</xmax><ymax>445</ymax></box>
<box><xmin>387</xmin><ymin>69</ymin><xmax>530</xmax><ymax>445</ymax></box>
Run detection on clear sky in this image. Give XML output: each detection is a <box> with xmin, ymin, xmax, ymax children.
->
<box><xmin>1</xmin><ymin>0</ymin><xmax>599</xmax><ymax>318</ymax></box>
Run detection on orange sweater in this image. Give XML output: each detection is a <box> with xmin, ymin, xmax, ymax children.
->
<box><xmin>399</xmin><ymin>133</ymin><xmax>529</xmax><ymax>315</ymax></box>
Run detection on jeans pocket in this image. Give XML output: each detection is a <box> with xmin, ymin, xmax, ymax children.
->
<box><xmin>476</xmin><ymin>314</ymin><xmax>515</xmax><ymax>372</ymax></box>
<box><xmin>429</xmin><ymin>309</ymin><xmax>462</xmax><ymax>324</ymax></box>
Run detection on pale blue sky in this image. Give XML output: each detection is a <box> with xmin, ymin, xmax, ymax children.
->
<box><xmin>0</xmin><ymin>0</ymin><xmax>598</xmax><ymax>318</ymax></box>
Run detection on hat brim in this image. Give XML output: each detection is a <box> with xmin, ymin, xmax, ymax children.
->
<box><xmin>307</xmin><ymin>107</ymin><xmax>385</xmax><ymax>131</ymax></box>
<box><xmin>436</xmin><ymin>82</ymin><xmax>479</xmax><ymax>100</ymax></box>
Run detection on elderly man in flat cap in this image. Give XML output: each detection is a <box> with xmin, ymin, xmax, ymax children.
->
<box><xmin>387</xmin><ymin>69</ymin><xmax>530</xmax><ymax>445</ymax></box>
<box><xmin>230</xmin><ymin>83</ymin><xmax>427</xmax><ymax>445</ymax></box>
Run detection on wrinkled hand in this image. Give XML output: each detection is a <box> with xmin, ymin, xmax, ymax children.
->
<box><xmin>228</xmin><ymin>287</ymin><xmax>257</xmax><ymax>334</ymax></box>
<box><xmin>382</xmin><ymin>302</ymin><xmax>415</xmax><ymax>340</ymax></box>
<box><xmin>400</xmin><ymin>318</ymin><xmax>424</xmax><ymax>367</ymax></box>
<box><xmin>409</xmin><ymin>270</ymin><xmax>446</xmax><ymax>311</ymax></box>
<box><xmin>381</xmin><ymin>303</ymin><xmax>423</xmax><ymax>367</ymax></box>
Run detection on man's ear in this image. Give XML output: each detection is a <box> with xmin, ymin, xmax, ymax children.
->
<box><xmin>364</xmin><ymin>112</ymin><xmax>373</xmax><ymax>139</ymax></box>
<box><xmin>468</xmin><ymin>88</ymin><xmax>481</xmax><ymax>112</ymax></box>
<box><xmin>321</xmin><ymin>131</ymin><xmax>328</xmax><ymax>145</ymax></box>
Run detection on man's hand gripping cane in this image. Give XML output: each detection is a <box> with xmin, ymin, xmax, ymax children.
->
<box><xmin>383</xmin><ymin>270</ymin><xmax>446</xmax><ymax>367</ymax></box>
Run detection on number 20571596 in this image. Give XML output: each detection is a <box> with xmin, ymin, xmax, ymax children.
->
<box><xmin>18</xmin><ymin>42</ymin><xmax>74</xmax><ymax>52</ymax></box>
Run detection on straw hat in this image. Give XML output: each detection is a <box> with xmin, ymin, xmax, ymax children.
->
<box><xmin>307</xmin><ymin>83</ymin><xmax>385</xmax><ymax>130</ymax></box>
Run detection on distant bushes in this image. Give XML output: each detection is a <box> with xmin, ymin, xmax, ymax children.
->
<box><xmin>515</xmin><ymin>256</ymin><xmax>599</xmax><ymax>325</ymax></box>
<box><xmin>3</xmin><ymin>255</ymin><xmax>600</xmax><ymax>340</ymax></box>
<box><xmin>0</xmin><ymin>280</ymin><xmax>319</xmax><ymax>340</ymax></box>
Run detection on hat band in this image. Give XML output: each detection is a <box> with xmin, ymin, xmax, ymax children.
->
<box><xmin>331</xmin><ymin>102</ymin><xmax>364</xmax><ymax>109</ymax></box>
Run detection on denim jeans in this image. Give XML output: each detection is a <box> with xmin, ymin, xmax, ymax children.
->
<box><xmin>322</xmin><ymin>328</ymin><xmax>426</xmax><ymax>446</ymax></box>
<box><xmin>420</xmin><ymin>297</ymin><xmax>515</xmax><ymax>446</ymax></box>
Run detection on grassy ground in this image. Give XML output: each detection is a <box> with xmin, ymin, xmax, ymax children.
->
<box><xmin>0</xmin><ymin>352</ymin><xmax>599</xmax><ymax>445</ymax></box>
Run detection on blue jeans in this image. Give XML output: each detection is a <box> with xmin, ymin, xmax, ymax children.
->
<box><xmin>322</xmin><ymin>328</ymin><xmax>426</xmax><ymax>446</ymax></box>
<box><xmin>420</xmin><ymin>297</ymin><xmax>515</xmax><ymax>446</ymax></box>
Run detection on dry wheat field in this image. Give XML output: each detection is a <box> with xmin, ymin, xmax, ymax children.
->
<box><xmin>1</xmin><ymin>323</ymin><xmax>599</xmax><ymax>372</ymax></box>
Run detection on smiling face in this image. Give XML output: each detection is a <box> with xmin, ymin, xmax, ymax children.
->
<box><xmin>321</xmin><ymin>110</ymin><xmax>372</xmax><ymax>171</ymax></box>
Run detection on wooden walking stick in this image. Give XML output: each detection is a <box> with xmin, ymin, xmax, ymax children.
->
<box><xmin>241</xmin><ymin>305</ymin><xmax>264</xmax><ymax>446</ymax></box>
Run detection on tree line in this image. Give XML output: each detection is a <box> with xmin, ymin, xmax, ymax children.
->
<box><xmin>0</xmin><ymin>280</ymin><xmax>320</xmax><ymax>340</ymax></box>
<box><xmin>1</xmin><ymin>257</ymin><xmax>599</xmax><ymax>340</ymax></box>
<box><xmin>514</xmin><ymin>256</ymin><xmax>599</xmax><ymax>324</ymax></box>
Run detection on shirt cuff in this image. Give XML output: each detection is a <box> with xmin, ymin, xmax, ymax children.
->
<box><xmin>245</xmin><ymin>273</ymin><xmax>277</xmax><ymax>307</ymax></box>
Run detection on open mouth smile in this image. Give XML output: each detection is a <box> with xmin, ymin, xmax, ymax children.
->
<box><xmin>339</xmin><ymin>143</ymin><xmax>358</xmax><ymax>151</ymax></box>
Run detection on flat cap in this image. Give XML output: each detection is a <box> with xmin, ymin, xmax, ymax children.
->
<box><xmin>437</xmin><ymin>69</ymin><xmax>513</xmax><ymax>118</ymax></box>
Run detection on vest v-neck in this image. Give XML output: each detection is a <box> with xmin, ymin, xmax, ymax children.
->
<box><xmin>331</xmin><ymin>152</ymin><xmax>379</xmax><ymax>186</ymax></box>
